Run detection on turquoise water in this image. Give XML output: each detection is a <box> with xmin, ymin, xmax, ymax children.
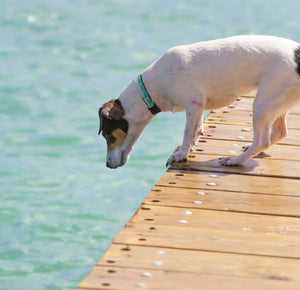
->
<box><xmin>1</xmin><ymin>0</ymin><xmax>300</xmax><ymax>289</ymax></box>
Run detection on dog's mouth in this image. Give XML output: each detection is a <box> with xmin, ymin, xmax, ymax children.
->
<box><xmin>120</xmin><ymin>151</ymin><xmax>128</xmax><ymax>166</ymax></box>
<box><xmin>106</xmin><ymin>150</ymin><xmax>128</xmax><ymax>169</ymax></box>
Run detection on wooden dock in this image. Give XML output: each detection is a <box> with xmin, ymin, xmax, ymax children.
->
<box><xmin>78</xmin><ymin>94</ymin><xmax>300</xmax><ymax>290</ymax></box>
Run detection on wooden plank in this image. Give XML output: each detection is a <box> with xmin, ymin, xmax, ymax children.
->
<box><xmin>77</xmin><ymin>265</ymin><xmax>299</xmax><ymax>290</ymax></box>
<box><xmin>220</xmin><ymin>96</ymin><xmax>300</xmax><ymax>115</ymax></box>
<box><xmin>98</xmin><ymin>244</ymin><xmax>300</xmax><ymax>283</ymax></box>
<box><xmin>171</xmin><ymin>153</ymin><xmax>300</xmax><ymax>179</ymax></box>
<box><xmin>157</xmin><ymin>170</ymin><xmax>300</xmax><ymax>197</ymax></box>
<box><xmin>144</xmin><ymin>186</ymin><xmax>300</xmax><ymax>217</ymax></box>
<box><xmin>193</xmin><ymin>138</ymin><xmax>300</xmax><ymax>161</ymax></box>
<box><xmin>206</xmin><ymin>110</ymin><xmax>300</xmax><ymax>129</ymax></box>
<box><xmin>206</xmin><ymin>110</ymin><xmax>253</xmax><ymax>126</ymax></box>
<box><xmin>241</xmin><ymin>91</ymin><xmax>256</xmax><ymax>97</ymax></box>
<box><xmin>113</xmin><ymin>205</ymin><xmax>300</xmax><ymax>258</ymax></box>
<box><xmin>78</xmin><ymin>92</ymin><xmax>300</xmax><ymax>289</ymax></box>
<box><xmin>202</xmin><ymin>123</ymin><xmax>300</xmax><ymax>145</ymax></box>
<box><xmin>223</xmin><ymin>96</ymin><xmax>253</xmax><ymax>111</ymax></box>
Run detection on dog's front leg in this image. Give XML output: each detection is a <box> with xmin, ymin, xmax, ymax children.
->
<box><xmin>198</xmin><ymin>115</ymin><xmax>204</xmax><ymax>135</ymax></box>
<box><xmin>166</xmin><ymin>98</ymin><xmax>204</xmax><ymax>166</ymax></box>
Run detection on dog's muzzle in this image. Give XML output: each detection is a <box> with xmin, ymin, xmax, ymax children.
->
<box><xmin>106</xmin><ymin>151</ymin><xmax>127</xmax><ymax>169</ymax></box>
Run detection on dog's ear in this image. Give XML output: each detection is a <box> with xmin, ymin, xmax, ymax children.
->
<box><xmin>98</xmin><ymin>101</ymin><xmax>112</xmax><ymax>135</ymax></box>
<box><xmin>98</xmin><ymin>99</ymin><xmax>124</xmax><ymax>135</ymax></box>
<box><xmin>98</xmin><ymin>108</ymin><xmax>104</xmax><ymax>135</ymax></box>
<box><xmin>109</xmin><ymin>99</ymin><xmax>124</xmax><ymax>120</ymax></box>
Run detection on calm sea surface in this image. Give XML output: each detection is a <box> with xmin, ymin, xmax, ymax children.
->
<box><xmin>1</xmin><ymin>0</ymin><xmax>300</xmax><ymax>288</ymax></box>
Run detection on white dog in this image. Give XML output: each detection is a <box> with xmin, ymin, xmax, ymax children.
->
<box><xmin>98</xmin><ymin>35</ymin><xmax>300</xmax><ymax>169</ymax></box>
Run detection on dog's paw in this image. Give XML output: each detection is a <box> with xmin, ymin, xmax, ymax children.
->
<box><xmin>173</xmin><ymin>145</ymin><xmax>182</xmax><ymax>153</ymax></box>
<box><xmin>166</xmin><ymin>151</ymin><xmax>188</xmax><ymax>167</ymax></box>
<box><xmin>219</xmin><ymin>156</ymin><xmax>240</xmax><ymax>166</ymax></box>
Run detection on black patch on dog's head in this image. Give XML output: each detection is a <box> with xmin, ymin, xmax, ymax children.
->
<box><xmin>98</xmin><ymin>99</ymin><xmax>128</xmax><ymax>134</ymax></box>
<box><xmin>98</xmin><ymin>99</ymin><xmax>129</xmax><ymax>151</ymax></box>
<box><xmin>294</xmin><ymin>46</ymin><xmax>300</xmax><ymax>77</ymax></box>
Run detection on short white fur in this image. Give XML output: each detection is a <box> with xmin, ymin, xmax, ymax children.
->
<box><xmin>104</xmin><ymin>35</ymin><xmax>300</xmax><ymax>168</ymax></box>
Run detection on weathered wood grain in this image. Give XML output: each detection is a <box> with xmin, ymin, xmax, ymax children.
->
<box><xmin>77</xmin><ymin>96</ymin><xmax>300</xmax><ymax>289</ymax></box>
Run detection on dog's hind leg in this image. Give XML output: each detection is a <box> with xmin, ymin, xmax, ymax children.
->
<box><xmin>166</xmin><ymin>96</ymin><xmax>205</xmax><ymax>166</ymax></box>
<box><xmin>270</xmin><ymin>114</ymin><xmax>288</xmax><ymax>145</ymax></box>
<box><xmin>221</xmin><ymin>94</ymin><xmax>279</xmax><ymax>166</ymax></box>
<box><xmin>242</xmin><ymin>115</ymin><xmax>287</xmax><ymax>157</ymax></box>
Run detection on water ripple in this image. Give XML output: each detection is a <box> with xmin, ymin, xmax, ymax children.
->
<box><xmin>1</xmin><ymin>0</ymin><xmax>300</xmax><ymax>289</ymax></box>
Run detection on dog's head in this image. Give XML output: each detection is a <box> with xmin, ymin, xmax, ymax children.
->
<box><xmin>98</xmin><ymin>99</ymin><xmax>129</xmax><ymax>168</ymax></box>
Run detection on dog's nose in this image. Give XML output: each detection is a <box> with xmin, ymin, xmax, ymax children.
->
<box><xmin>106</xmin><ymin>160</ymin><xmax>117</xmax><ymax>169</ymax></box>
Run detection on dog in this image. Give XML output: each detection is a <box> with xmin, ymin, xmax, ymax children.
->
<box><xmin>98</xmin><ymin>35</ymin><xmax>300</xmax><ymax>169</ymax></box>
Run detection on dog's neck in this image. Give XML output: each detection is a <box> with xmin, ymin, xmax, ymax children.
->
<box><xmin>137</xmin><ymin>74</ymin><xmax>161</xmax><ymax>115</ymax></box>
<box><xmin>118</xmin><ymin>79</ymin><xmax>153</xmax><ymax>125</ymax></box>
<box><xmin>139</xmin><ymin>70</ymin><xmax>168</xmax><ymax>112</ymax></box>
<box><xmin>118</xmin><ymin>74</ymin><xmax>168</xmax><ymax>123</ymax></box>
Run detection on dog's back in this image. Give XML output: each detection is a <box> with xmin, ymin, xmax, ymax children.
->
<box><xmin>148</xmin><ymin>35</ymin><xmax>300</xmax><ymax>110</ymax></box>
<box><xmin>159</xmin><ymin>35</ymin><xmax>299</xmax><ymax>74</ymax></box>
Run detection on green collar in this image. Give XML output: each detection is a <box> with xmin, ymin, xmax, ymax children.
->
<box><xmin>137</xmin><ymin>74</ymin><xmax>161</xmax><ymax>115</ymax></box>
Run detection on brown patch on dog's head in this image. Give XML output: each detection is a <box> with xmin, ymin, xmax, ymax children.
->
<box><xmin>98</xmin><ymin>99</ymin><xmax>129</xmax><ymax>151</ymax></box>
